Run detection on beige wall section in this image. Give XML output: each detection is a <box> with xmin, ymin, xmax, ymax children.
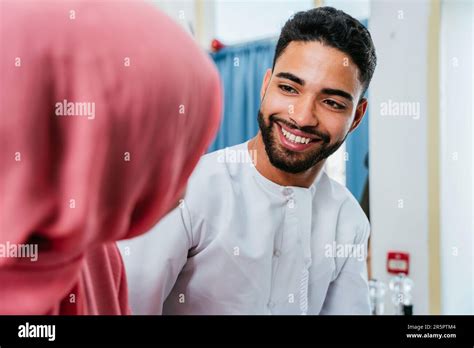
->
<box><xmin>369</xmin><ymin>0</ymin><xmax>431</xmax><ymax>314</ymax></box>
<box><xmin>195</xmin><ymin>0</ymin><xmax>216</xmax><ymax>49</ymax></box>
<box><xmin>427</xmin><ymin>0</ymin><xmax>441</xmax><ymax>315</ymax></box>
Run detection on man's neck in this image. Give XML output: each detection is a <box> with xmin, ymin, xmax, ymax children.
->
<box><xmin>248</xmin><ymin>132</ymin><xmax>325</xmax><ymax>188</ymax></box>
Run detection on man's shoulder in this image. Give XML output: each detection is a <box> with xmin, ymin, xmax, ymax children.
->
<box><xmin>184</xmin><ymin>142</ymin><xmax>250</xmax><ymax>208</ymax></box>
<box><xmin>320</xmin><ymin>173</ymin><xmax>370</xmax><ymax>237</ymax></box>
<box><xmin>190</xmin><ymin>142</ymin><xmax>249</xmax><ymax>184</ymax></box>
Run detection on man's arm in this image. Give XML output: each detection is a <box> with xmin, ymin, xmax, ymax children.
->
<box><xmin>118</xmin><ymin>201</ymin><xmax>193</xmax><ymax>315</ymax></box>
<box><xmin>319</xmin><ymin>221</ymin><xmax>371</xmax><ymax>315</ymax></box>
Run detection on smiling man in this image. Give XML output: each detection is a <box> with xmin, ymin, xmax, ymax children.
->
<box><xmin>122</xmin><ymin>6</ymin><xmax>377</xmax><ymax>315</ymax></box>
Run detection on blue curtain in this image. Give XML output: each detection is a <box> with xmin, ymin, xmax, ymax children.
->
<box><xmin>209</xmin><ymin>32</ymin><xmax>369</xmax><ymax>202</ymax></box>
<box><xmin>345</xmin><ymin>99</ymin><xmax>369</xmax><ymax>201</ymax></box>
<box><xmin>209</xmin><ymin>39</ymin><xmax>276</xmax><ymax>152</ymax></box>
<box><xmin>345</xmin><ymin>19</ymin><xmax>369</xmax><ymax>201</ymax></box>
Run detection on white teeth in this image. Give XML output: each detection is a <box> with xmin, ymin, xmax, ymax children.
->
<box><xmin>281</xmin><ymin>127</ymin><xmax>311</xmax><ymax>144</ymax></box>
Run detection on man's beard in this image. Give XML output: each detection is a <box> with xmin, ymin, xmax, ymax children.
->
<box><xmin>257</xmin><ymin>110</ymin><xmax>346</xmax><ymax>174</ymax></box>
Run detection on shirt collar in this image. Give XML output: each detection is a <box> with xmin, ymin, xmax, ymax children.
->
<box><xmin>244</xmin><ymin>140</ymin><xmax>325</xmax><ymax>197</ymax></box>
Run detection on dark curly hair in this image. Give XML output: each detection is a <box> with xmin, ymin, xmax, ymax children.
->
<box><xmin>273</xmin><ymin>6</ymin><xmax>377</xmax><ymax>98</ymax></box>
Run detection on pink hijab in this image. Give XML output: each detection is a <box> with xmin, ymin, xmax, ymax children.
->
<box><xmin>0</xmin><ymin>1</ymin><xmax>221</xmax><ymax>314</ymax></box>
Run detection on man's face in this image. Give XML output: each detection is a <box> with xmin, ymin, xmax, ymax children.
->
<box><xmin>258</xmin><ymin>41</ymin><xmax>367</xmax><ymax>174</ymax></box>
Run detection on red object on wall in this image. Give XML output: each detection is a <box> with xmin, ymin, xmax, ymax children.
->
<box><xmin>211</xmin><ymin>39</ymin><xmax>225</xmax><ymax>52</ymax></box>
<box><xmin>386</xmin><ymin>251</ymin><xmax>410</xmax><ymax>275</ymax></box>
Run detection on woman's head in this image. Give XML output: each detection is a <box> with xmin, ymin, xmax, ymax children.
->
<box><xmin>0</xmin><ymin>0</ymin><xmax>221</xmax><ymax>313</ymax></box>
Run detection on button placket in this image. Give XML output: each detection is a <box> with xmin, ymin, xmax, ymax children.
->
<box><xmin>283</xmin><ymin>188</ymin><xmax>295</xmax><ymax>209</ymax></box>
<box><xmin>294</xmin><ymin>190</ymin><xmax>313</xmax><ymax>315</ymax></box>
<box><xmin>287</xmin><ymin>198</ymin><xmax>295</xmax><ymax>209</ymax></box>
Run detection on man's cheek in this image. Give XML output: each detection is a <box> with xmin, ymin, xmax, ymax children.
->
<box><xmin>265</xmin><ymin>92</ymin><xmax>294</xmax><ymax>116</ymax></box>
<box><xmin>321</xmin><ymin>118</ymin><xmax>349</xmax><ymax>140</ymax></box>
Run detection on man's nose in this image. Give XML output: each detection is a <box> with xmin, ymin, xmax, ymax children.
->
<box><xmin>289</xmin><ymin>96</ymin><xmax>318</xmax><ymax>127</ymax></box>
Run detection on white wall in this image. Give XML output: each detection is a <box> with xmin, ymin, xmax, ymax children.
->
<box><xmin>151</xmin><ymin>0</ymin><xmax>370</xmax><ymax>47</ymax></box>
<box><xmin>150</xmin><ymin>0</ymin><xmax>215</xmax><ymax>48</ymax></box>
<box><xmin>369</xmin><ymin>1</ymin><xmax>431</xmax><ymax>314</ymax></box>
<box><xmin>215</xmin><ymin>0</ymin><xmax>314</xmax><ymax>45</ymax></box>
<box><xmin>439</xmin><ymin>0</ymin><xmax>473</xmax><ymax>314</ymax></box>
<box><xmin>150</xmin><ymin>0</ymin><xmax>197</xmax><ymax>35</ymax></box>
<box><xmin>324</xmin><ymin>0</ymin><xmax>370</xmax><ymax>20</ymax></box>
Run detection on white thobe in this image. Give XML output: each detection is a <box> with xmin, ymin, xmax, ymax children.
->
<box><xmin>120</xmin><ymin>141</ymin><xmax>371</xmax><ymax>315</ymax></box>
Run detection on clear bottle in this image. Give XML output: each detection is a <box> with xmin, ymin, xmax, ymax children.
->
<box><xmin>369</xmin><ymin>279</ymin><xmax>387</xmax><ymax>315</ymax></box>
<box><xmin>389</xmin><ymin>273</ymin><xmax>414</xmax><ymax>315</ymax></box>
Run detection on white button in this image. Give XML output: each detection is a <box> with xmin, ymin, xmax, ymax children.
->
<box><xmin>273</xmin><ymin>249</ymin><xmax>281</xmax><ymax>258</ymax></box>
<box><xmin>288</xmin><ymin>199</ymin><xmax>295</xmax><ymax>208</ymax></box>
<box><xmin>267</xmin><ymin>301</ymin><xmax>275</xmax><ymax>308</ymax></box>
<box><xmin>283</xmin><ymin>188</ymin><xmax>293</xmax><ymax>196</ymax></box>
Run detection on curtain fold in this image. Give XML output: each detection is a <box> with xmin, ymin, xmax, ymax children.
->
<box><xmin>209</xmin><ymin>39</ymin><xmax>276</xmax><ymax>152</ymax></box>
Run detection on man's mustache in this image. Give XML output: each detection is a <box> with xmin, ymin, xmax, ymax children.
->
<box><xmin>269</xmin><ymin>114</ymin><xmax>330</xmax><ymax>144</ymax></box>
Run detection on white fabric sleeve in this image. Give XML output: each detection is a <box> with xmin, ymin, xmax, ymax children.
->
<box><xmin>118</xmin><ymin>201</ymin><xmax>193</xmax><ymax>315</ymax></box>
<box><xmin>319</xmin><ymin>218</ymin><xmax>371</xmax><ymax>315</ymax></box>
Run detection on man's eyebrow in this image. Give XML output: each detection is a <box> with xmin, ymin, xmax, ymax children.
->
<box><xmin>321</xmin><ymin>88</ymin><xmax>353</xmax><ymax>102</ymax></box>
<box><xmin>275</xmin><ymin>72</ymin><xmax>305</xmax><ymax>86</ymax></box>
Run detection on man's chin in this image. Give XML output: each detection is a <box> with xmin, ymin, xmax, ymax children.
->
<box><xmin>266</xmin><ymin>139</ymin><xmax>320</xmax><ymax>174</ymax></box>
<box><xmin>268</xmin><ymin>156</ymin><xmax>313</xmax><ymax>174</ymax></box>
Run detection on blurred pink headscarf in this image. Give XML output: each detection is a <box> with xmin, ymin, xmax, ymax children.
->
<box><xmin>0</xmin><ymin>1</ymin><xmax>221</xmax><ymax>314</ymax></box>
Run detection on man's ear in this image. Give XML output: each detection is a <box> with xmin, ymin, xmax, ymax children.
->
<box><xmin>260</xmin><ymin>69</ymin><xmax>272</xmax><ymax>102</ymax></box>
<box><xmin>349</xmin><ymin>98</ymin><xmax>368</xmax><ymax>133</ymax></box>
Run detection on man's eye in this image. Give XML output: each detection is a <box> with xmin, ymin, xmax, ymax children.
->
<box><xmin>324</xmin><ymin>100</ymin><xmax>345</xmax><ymax>110</ymax></box>
<box><xmin>279</xmin><ymin>85</ymin><xmax>298</xmax><ymax>94</ymax></box>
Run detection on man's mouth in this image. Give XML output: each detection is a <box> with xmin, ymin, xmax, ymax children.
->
<box><xmin>275</xmin><ymin>122</ymin><xmax>321</xmax><ymax>152</ymax></box>
<box><xmin>281</xmin><ymin>126</ymin><xmax>313</xmax><ymax>144</ymax></box>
